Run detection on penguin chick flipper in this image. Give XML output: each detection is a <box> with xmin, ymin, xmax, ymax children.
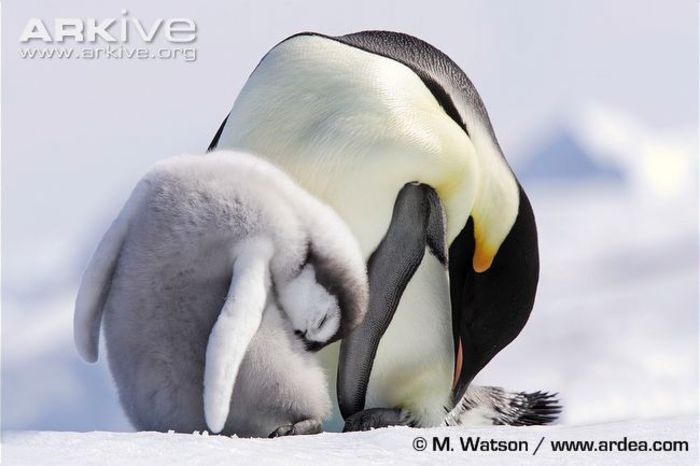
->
<box><xmin>203</xmin><ymin>237</ymin><xmax>274</xmax><ymax>434</ymax></box>
<box><xmin>268</xmin><ymin>419</ymin><xmax>323</xmax><ymax>438</ymax></box>
<box><xmin>337</xmin><ymin>183</ymin><xmax>446</xmax><ymax>419</ymax></box>
<box><xmin>342</xmin><ymin>408</ymin><xmax>414</xmax><ymax>432</ymax></box>
<box><xmin>74</xmin><ymin>179</ymin><xmax>150</xmax><ymax>363</ymax></box>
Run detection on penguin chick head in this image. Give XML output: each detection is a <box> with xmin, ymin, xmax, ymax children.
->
<box><xmin>278</xmin><ymin>264</ymin><xmax>342</xmax><ymax>351</ymax></box>
<box><xmin>276</xmin><ymin>190</ymin><xmax>369</xmax><ymax>350</ymax></box>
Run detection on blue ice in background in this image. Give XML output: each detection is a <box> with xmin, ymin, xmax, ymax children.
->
<box><xmin>2</xmin><ymin>0</ymin><xmax>697</xmax><ymax>432</ymax></box>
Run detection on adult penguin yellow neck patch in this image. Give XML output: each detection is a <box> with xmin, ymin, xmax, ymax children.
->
<box><xmin>473</xmin><ymin>234</ymin><xmax>497</xmax><ymax>273</ymax></box>
<box><xmin>468</xmin><ymin>132</ymin><xmax>520</xmax><ymax>274</ymax></box>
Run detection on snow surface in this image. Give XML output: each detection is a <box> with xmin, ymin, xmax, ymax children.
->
<box><xmin>3</xmin><ymin>417</ymin><xmax>698</xmax><ymax>465</ymax></box>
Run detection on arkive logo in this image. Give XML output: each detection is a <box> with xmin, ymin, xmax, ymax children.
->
<box><xmin>20</xmin><ymin>10</ymin><xmax>197</xmax><ymax>44</ymax></box>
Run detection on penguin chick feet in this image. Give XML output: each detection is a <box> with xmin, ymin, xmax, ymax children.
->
<box><xmin>342</xmin><ymin>408</ymin><xmax>414</xmax><ymax>432</ymax></box>
<box><xmin>268</xmin><ymin>419</ymin><xmax>322</xmax><ymax>438</ymax></box>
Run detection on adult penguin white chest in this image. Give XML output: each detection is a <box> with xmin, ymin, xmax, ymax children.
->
<box><xmin>210</xmin><ymin>31</ymin><xmax>538</xmax><ymax>430</ymax></box>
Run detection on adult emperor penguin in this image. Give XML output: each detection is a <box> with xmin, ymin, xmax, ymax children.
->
<box><xmin>209</xmin><ymin>31</ymin><xmax>546</xmax><ymax>430</ymax></box>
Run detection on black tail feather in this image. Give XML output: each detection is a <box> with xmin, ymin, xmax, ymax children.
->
<box><xmin>506</xmin><ymin>391</ymin><xmax>562</xmax><ymax>426</ymax></box>
<box><xmin>450</xmin><ymin>386</ymin><xmax>562</xmax><ymax>427</ymax></box>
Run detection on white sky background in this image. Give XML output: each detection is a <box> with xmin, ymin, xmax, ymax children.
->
<box><xmin>1</xmin><ymin>0</ymin><xmax>698</xmax><ymax>431</ymax></box>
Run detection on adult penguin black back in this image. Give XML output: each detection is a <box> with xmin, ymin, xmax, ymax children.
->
<box><xmin>209</xmin><ymin>31</ymin><xmax>542</xmax><ymax>430</ymax></box>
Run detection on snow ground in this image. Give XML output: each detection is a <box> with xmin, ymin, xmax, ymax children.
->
<box><xmin>3</xmin><ymin>417</ymin><xmax>698</xmax><ymax>465</ymax></box>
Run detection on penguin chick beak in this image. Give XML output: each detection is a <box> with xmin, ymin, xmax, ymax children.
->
<box><xmin>303</xmin><ymin>339</ymin><xmax>324</xmax><ymax>352</ymax></box>
<box><xmin>294</xmin><ymin>329</ymin><xmax>324</xmax><ymax>352</ymax></box>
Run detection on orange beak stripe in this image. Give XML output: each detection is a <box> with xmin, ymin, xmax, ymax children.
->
<box><xmin>452</xmin><ymin>337</ymin><xmax>463</xmax><ymax>389</ymax></box>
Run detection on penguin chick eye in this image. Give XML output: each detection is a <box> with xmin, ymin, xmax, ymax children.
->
<box><xmin>315</xmin><ymin>315</ymin><xmax>328</xmax><ymax>330</ymax></box>
<box><xmin>305</xmin><ymin>305</ymin><xmax>340</xmax><ymax>345</ymax></box>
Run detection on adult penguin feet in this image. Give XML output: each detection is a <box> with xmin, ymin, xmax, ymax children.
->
<box><xmin>342</xmin><ymin>408</ymin><xmax>415</xmax><ymax>432</ymax></box>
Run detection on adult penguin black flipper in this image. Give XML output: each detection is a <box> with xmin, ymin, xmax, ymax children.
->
<box><xmin>337</xmin><ymin>183</ymin><xmax>446</xmax><ymax>425</ymax></box>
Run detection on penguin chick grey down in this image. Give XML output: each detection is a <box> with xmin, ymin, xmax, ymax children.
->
<box><xmin>73</xmin><ymin>151</ymin><xmax>369</xmax><ymax>438</ymax></box>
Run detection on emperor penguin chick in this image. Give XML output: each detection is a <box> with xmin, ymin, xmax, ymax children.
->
<box><xmin>73</xmin><ymin>151</ymin><xmax>368</xmax><ymax>438</ymax></box>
